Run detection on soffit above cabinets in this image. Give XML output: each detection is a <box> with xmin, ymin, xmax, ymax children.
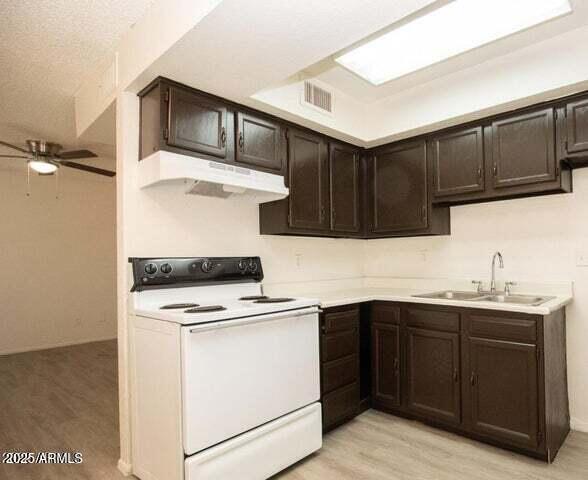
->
<box><xmin>128</xmin><ymin>0</ymin><xmax>588</xmax><ymax>148</ymax></box>
<box><xmin>302</xmin><ymin>0</ymin><xmax>586</xmax><ymax>103</ymax></box>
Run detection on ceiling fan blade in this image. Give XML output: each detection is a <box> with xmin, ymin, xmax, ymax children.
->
<box><xmin>0</xmin><ymin>154</ymin><xmax>29</xmax><ymax>159</ymax></box>
<box><xmin>0</xmin><ymin>141</ymin><xmax>28</xmax><ymax>153</ymax></box>
<box><xmin>57</xmin><ymin>149</ymin><xmax>98</xmax><ymax>160</ymax></box>
<box><xmin>60</xmin><ymin>161</ymin><xmax>116</xmax><ymax>177</ymax></box>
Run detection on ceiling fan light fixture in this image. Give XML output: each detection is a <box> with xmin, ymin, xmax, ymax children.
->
<box><xmin>29</xmin><ymin>160</ymin><xmax>58</xmax><ymax>175</ymax></box>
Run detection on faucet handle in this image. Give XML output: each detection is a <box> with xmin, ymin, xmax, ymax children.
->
<box><xmin>471</xmin><ymin>280</ymin><xmax>483</xmax><ymax>293</ymax></box>
<box><xmin>504</xmin><ymin>281</ymin><xmax>517</xmax><ymax>295</ymax></box>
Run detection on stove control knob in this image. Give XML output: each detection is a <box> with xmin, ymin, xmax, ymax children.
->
<box><xmin>201</xmin><ymin>259</ymin><xmax>213</xmax><ymax>273</ymax></box>
<box><xmin>238</xmin><ymin>259</ymin><xmax>247</xmax><ymax>271</ymax></box>
<box><xmin>250</xmin><ymin>262</ymin><xmax>258</xmax><ymax>273</ymax></box>
<box><xmin>144</xmin><ymin>263</ymin><xmax>158</xmax><ymax>275</ymax></box>
<box><xmin>160</xmin><ymin>263</ymin><xmax>173</xmax><ymax>275</ymax></box>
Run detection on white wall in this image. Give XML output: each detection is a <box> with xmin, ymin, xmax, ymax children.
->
<box><xmin>364</xmin><ymin>169</ymin><xmax>588</xmax><ymax>431</ymax></box>
<box><xmin>0</xmin><ymin>161</ymin><xmax>117</xmax><ymax>355</ymax></box>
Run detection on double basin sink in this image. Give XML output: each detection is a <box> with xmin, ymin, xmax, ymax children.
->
<box><xmin>413</xmin><ymin>290</ymin><xmax>554</xmax><ymax>306</ymax></box>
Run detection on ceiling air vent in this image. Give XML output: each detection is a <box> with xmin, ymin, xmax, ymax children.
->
<box><xmin>301</xmin><ymin>81</ymin><xmax>334</xmax><ymax>116</ymax></box>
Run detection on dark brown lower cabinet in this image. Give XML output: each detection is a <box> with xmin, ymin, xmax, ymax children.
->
<box><xmin>320</xmin><ymin>305</ymin><xmax>360</xmax><ymax>432</ymax></box>
<box><xmin>369</xmin><ymin>302</ymin><xmax>569</xmax><ymax>462</ymax></box>
<box><xmin>406</xmin><ymin>327</ymin><xmax>460</xmax><ymax>425</ymax></box>
<box><xmin>465</xmin><ymin>337</ymin><xmax>538</xmax><ymax>448</ymax></box>
<box><xmin>371</xmin><ymin>322</ymin><xmax>401</xmax><ymax>410</ymax></box>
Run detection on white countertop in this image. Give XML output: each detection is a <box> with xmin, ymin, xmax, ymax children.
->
<box><xmin>316</xmin><ymin>287</ymin><xmax>571</xmax><ymax>315</ymax></box>
<box><xmin>264</xmin><ymin>277</ymin><xmax>573</xmax><ymax>316</ymax></box>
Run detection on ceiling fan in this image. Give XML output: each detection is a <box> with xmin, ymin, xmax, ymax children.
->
<box><xmin>0</xmin><ymin>140</ymin><xmax>116</xmax><ymax>177</ymax></box>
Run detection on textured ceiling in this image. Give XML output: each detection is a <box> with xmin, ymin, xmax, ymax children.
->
<box><xmin>0</xmin><ymin>0</ymin><xmax>152</xmax><ymax>159</ymax></box>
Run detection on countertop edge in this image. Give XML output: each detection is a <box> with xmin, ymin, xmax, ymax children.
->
<box><xmin>319</xmin><ymin>293</ymin><xmax>572</xmax><ymax>315</ymax></box>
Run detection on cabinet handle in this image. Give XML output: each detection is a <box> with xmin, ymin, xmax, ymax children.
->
<box><xmin>238</xmin><ymin>132</ymin><xmax>244</xmax><ymax>151</ymax></box>
<box><xmin>393</xmin><ymin>358</ymin><xmax>399</xmax><ymax>372</ymax></box>
<box><xmin>470</xmin><ymin>372</ymin><xmax>476</xmax><ymax>386</ymax></box>
<box><xmin>332</xmin><ymin>210</ymin><xmax>336</xmax><ymax>223</ymax></box>
<box><xmin>453</xmin><ymin>369</ymin><xmax>458</xmax><ymax>383</ymax></box>
<box><xmin>493</xmin><ymin>164</ymin><xmax>498</xmax><ymax>176</ymax></box>
<box><xmin>421</xmin><ymin>205</ymin><xmax>427</xmax><ymax>221</ymax></box>
<box><xmin>221</xmin><ymin>127</ymin><xmax>227</xmax><ymax>147</ymax></box>
<box><xmin>320</xmin><ymin>205</ymin><xmax>326</xmax><ymax>222</ymax></box>
<box><xmin>477</xmin><ymin>166</ymin><xmax>482</xmax><ymax>180</ymax></box>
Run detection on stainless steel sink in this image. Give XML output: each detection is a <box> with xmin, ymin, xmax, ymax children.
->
<box><xmin>480</xmin><ymin>294</ymin><xmax>555</xmax><ymax>306</ymax></box>
<box><xmin>413</xmin><ymin>290</ymin><xmax>486</xmax><ymax>301</ymax></box>
<box><xmin>413</xmin><ymin>290</ymin><xmax>555</xmax><ymax>307</ymax></box>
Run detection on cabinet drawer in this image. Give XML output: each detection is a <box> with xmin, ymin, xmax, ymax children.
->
<box><xmin>370</xmin><ymin>303</ymin><xmax>400</xmax><ymax>325</ymax></box>
<box><xmin>322</xmin><ymin>355</ymin><xmax>358</xmax><ymax>394</ymax></box>
<box><xmin>323</xmin><ymin>307</ymin><xmax>359</xmax><ymax>333</ymax></box>
<box><xmin>467</xmin><ymin>314</ymin><xmax>537</xmax><ymax>343</ymax></box>
<box><xmin>322</xmin><ymin>382</ymin><xmax>359</xmax><ymax>429</ymax></box>
<box><xmin>321</xmin><ymin>329</ymin><xmax>358</xmax><ymax>363</ymax></box>
<box><xmin>405</xmin><ymin>307</ymin><xmax>460</xmax><ymax>333</ymax></box>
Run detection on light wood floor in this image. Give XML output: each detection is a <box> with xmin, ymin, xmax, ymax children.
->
<box><xmin>0</xmin><ymin>340</ymin><xmax>126</xmax><ymax>480</ymax></box>
<box><xmin>2</xmin><ymin>340</ymin><xmax>588</xmax><ymax>480</ymax></box>
<box><xmin>276</xmin><ymin>410</ymin><xmax>588</xmax><ymax>480</ymax></box>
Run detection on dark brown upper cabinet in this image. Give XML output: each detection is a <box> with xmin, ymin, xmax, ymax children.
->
<box><xmin>139</xmin><ymin>78</ymin><xmax>286</xmax><ymax>176</ymax></box>
<box><xmin>369</xmin><ymin>141</ymin><xmax>428</xmax><ymax>233</ymax></box>
<box><xmin>167</xmin><ymin>85</ymin><xmax>228</xmax><ymax>159</ymax></box>
<box><xmin>329</xmin><ymin>142</ymin><xmax>361</xmax><ymax>234</ymax></box>
<box><xmin>562</xmin><ymin>98</ymin><xmax>588</xmax><ymax>168</ymax></box>
<box><xmin>406</xmin><ymin>327</ymin><xmax>461</xmax><ymax>425</ymax></box>
<box><xmin>259</xmin><ymin>133</ymin><xmax>363</xmax><ymax>238</ymax></box>
<box><xmin>430</xmin><ymin>126</ymin><xmax>485</xmax><ymax>198</ymax></box>
<box><xmin>491</xmin><ymin>108</ymin><xmax>556</xmax><ymax>189</ymax></box>
<box><xmin>287</xmin><ymin>129</ymin><xmax>330</xmax><ymax>231</ymax></box>
<box><xmin>566</xmin><ymin>98</ymin><xmax>588</xmax><ymax>153</ymax></box>
<box><xmin>235</xmin><ymin>111</ymin><xmax>282</xmax><ymax>173</ymax></box>
<box><xmin>366</xmin><ymin>141</ymin><xmax>450</xmax><ymax>238</ymax></box>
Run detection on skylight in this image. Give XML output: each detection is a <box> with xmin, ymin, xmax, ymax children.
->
<box><xmin>335</xmin><ymin>0</ymin><xmax>572</xmax><ymax>86</ymax></box>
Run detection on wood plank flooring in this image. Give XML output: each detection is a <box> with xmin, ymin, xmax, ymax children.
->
<box><xmin>2</xmin><ymin>340</ymin><xmax>588</xmax><ymax>480</ymax></box>
<box><xmin>276</xmin><ymin>410</ymin><xmax>588</xmax><ymax>480</ymax></box>
<box><xmin>0</xmin><ymin>340</ymin><xmax>126</xmax><ymax>480</ymax></box>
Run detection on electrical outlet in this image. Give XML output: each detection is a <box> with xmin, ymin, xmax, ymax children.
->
<box><xmin>295</xmin><ymin>254</ymin><xmax>303</xmax><ymax>268</ymax></box>
<box><xmin>576</xmin><ymin>248</ymin><xmax>588</xmax><ymax>267</ymax></box>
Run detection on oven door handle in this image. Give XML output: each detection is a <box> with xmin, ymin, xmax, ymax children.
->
<box><xmin>188</xmin><ymin>306</ymin><xmax>320</xmax><ymax>333</ymax></box>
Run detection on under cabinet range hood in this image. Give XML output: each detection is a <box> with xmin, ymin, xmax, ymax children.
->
<box><xmin>138</xmin><ymin>151</ymin><xmax>289</xmax><ymax>203</ymax></box>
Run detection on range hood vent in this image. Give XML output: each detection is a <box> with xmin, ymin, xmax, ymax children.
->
<box><xmin>138</xmin><ymin>151</ymin><xmax>289</xmax><ymax>203</ymax></box>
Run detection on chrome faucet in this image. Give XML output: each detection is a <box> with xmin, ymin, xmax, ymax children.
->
<box><xmin>490</xmin><ymin>251</ymin><xmax>504</xmax><ymax>293</ymax></box>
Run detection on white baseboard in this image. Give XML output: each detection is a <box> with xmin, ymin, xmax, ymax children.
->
<box><xmin>0</xmin><ymin>335</ymin><xmax>117</xmax><ymax>356</ymax></box>
<box><xmin>571</xmin><ymin>417</ymin><xmax>588</xmax><ymax>433</ymax></box>
<box><xmin>118</xmin><ymin>458</ymin><xmax>133</xmax><ymax>476</ymax></box>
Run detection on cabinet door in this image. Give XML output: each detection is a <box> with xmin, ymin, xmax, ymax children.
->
<box><xmin>566</xmin><ymin>98</ymin><xmax>588</xmax><ymax>154</ymax></box>
<box><xmin>431</xmin><ymin>126</ymin><xmax>484</xmax><ymax>198</ymax></box>
<box><xmin>466</xmin><ymin>337</ymin><xmax>539</xmax><ymax>448</ymax></box>
<box><xmin>491</xmin><ymin>108</ymin><xmax>556</xmax><ymax>189</ymax></box>
<box><xmin>406</xmin><ymin>328</ymin><xmax>461</xmax><ymax>424</ymax></box>
<box><xmin>371</xmin><ymin>322</ymin><xmax>401</xmax><ymax>409</ymax></box>
<box><xmin>167</xmin><ymin>86</ymin><xmax>228</xmax><ymax>159</ymax></box>
<box><xmin>329</xmin><ymin>142</ymin><xmax>360</xmax><ymax>233</ymax></box>
<box><xmin>287</xmin><ymin>129</ymin><xmax>329</xmax><ymax>231</ymax></box>
<box><xmin>235</xmin><ymin>112</ymin><xmax>282</xmax><ymax>172</ymax></box>
<box><xmin>370</xmin><ymin>141</ymin><xmax>428</xmax><ymax>233</ymax></box>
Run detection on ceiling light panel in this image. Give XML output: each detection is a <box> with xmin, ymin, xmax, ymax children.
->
<box><xmin>335</xmin><ymin>0</ymin><xmax>572</xmax><ymax>85</ymax></box>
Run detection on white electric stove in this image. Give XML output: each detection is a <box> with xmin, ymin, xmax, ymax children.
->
<box><xmin>128</xmin><ymin>257</ymin><xmax>322</xmax><ymax>480</ymax></box>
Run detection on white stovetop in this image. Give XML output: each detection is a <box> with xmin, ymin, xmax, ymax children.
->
<box><xmin>264</xmin><ymin>277</ymin><xmax>573</xmax><ymax>315</ymax></box>
<box><xmin>131</xmin><ymin>283</ymin><xmax>319</xmax><ymax>325</ymax></box>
